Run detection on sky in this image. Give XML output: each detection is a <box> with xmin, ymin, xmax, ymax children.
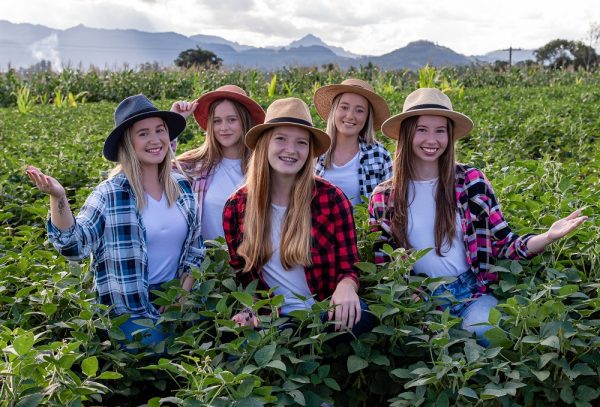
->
<box><xmin>1</xmin><ymin>0</ymin><xmax>599</xmax><ymax>56</ymax></box>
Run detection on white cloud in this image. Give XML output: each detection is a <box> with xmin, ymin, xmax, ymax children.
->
<box><xmin>1</xmin><ymin>0</ymin><xmax>599</xmax><ymax>55</ymax></box>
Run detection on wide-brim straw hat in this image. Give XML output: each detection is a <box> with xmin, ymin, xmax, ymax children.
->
<box><xmin>193</xmin><ymin>84</ymin><xmax>265</xmax><ymax>130</ymax></box>
<box><xmin>313</xmin><ymin>78</ymin><xmax>390</xmax><ymax>131</ymax></box>
<box><xmin>104</xmin><ymin>94</ymin><xmax>186</xmax><ymax>162</ymax></box>
<box><xmin>382</xmin><ymin>88</ymin><xmax>473</xmax><ymax>140</ymax></box>
<box><xmin>245</xmin><ymin>97</ymin><xmax>330</xmax><ymax>157</ymax></box>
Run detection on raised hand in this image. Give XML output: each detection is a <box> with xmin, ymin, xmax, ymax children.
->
<box><xmin>170</xmin><ymin>100</ymin><xmax>198</xmax><ymax>120</ymax></box>
<box><xmin>26</xmin><ymin>165</ymin><xmax>66</xmax><ymax>198</ymax></box>
<box><xmin>547</xmin><ymin>209</ymin><xmax>588</xmax><ymax>241</ymax></box>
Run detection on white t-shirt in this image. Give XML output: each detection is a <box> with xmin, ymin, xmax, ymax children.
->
<box><xmin>142</xmin><ymin>193</ymin><xmax>188</xmax><ymax>284</ymax></box>
<box><xmin>407</xmin><ymin>179</ymin><xmax>469</xmax><ymax>278</ymax></box>
<box><xmin>322</xmin><ymin>152</ymin><xmax>361</xmax><ymax>205</ymax></box>
<box><xmin>202</xmin><ymin>158</ymin><xmax>244</xmax><ymax>240</ymax></box>
<box><xmin>262</xmin><ymin>204</ymin><xmax>315</xmax><ymax>315</ymax></box>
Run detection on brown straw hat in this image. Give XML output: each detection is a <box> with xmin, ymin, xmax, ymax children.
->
<box><xmin>192</xmin><ymin>84</ymin><xmax>266</xmax><ymax>130</ymax></box>
<box><xmin>245</xmin><ymin>97</ymin><xmax>330</xmax><ymax>157</ymax></box>
<box><xmin>313</xmin><ymin>78</ymin><xmax>390</xmax><ymax>131</ymax></box>
<box><xmin>382</xmin><ymin>88</ymin><xmax>473</xmax><ymax>140</ymax></box>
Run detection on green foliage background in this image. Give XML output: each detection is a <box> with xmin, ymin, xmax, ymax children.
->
<box><xmin>0</xmin><ymin>66</ymin><xmax>599</xmax><ymax>406</ymax></box>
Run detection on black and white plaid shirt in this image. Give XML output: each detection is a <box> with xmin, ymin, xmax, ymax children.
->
<box><xmin>315</xmin><ymin>140</ymin><xmax>393</xmax><ymax>199</ymax></box>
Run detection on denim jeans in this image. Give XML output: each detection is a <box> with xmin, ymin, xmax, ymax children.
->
<box><xmin>117</xmin><ymin>282</ymin><xmax>175</xmax><ymax>352</ymax></box>
<box><xmin>432</xmin><ymin>271</ymin><xmax>498</xmax><ymax>347</ymax></box>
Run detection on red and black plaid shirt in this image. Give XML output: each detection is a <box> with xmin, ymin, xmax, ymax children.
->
<box><xmin>223</xmin><ymin>178</ymin><xmax>360</xmax><ymax>301</ymax></box>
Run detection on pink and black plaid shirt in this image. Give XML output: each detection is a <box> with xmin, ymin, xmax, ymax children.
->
<box><xmin>223</xmin><ymin>178</ymin><xmax>360</xmax><ymax>300</ymax></box>
<box><xmin>368</xmin><ymin>164</ymin><xmax>536</xmax><ymax>295</ymax></box>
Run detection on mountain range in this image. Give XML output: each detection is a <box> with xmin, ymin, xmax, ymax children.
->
<box><xmin>0</xmin><ymin>20</ymin><xmax>536</xmax><ymax>71</ymax></box>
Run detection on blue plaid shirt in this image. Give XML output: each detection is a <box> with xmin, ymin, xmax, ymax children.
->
<box><xmin>315</xmin><ymin>140</ymin><xmax>393</xmax><ymax>199</ymax></box>
<box><xmin>47</xmin><ymin>172</ymin><xmax>206</xmax><ymax>319</ymax></box>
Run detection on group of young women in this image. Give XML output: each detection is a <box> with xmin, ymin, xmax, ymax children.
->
<box><xmin>27</xmin><ymin>78</ymin><xmax>587</xmax><ymax>349</ymax></box>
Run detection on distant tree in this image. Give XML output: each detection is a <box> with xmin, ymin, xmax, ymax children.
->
<box><xmin>534</xmin><ymin>39</ymin><xmax>597</xmax><ymax>70</ymax></box>
<box><xmin>174</xmin><ymin>47</ymin><xmax>222</xmax><ymax>69</ymax></box>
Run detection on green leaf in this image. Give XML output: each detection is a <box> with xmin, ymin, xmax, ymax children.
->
<box><xmin>458</xmin><ymin>387</ymin><xmax>478</xmax><ymax>400</ymax></box>
<box><xmin>558</xmin><ymin>285</ymin><xmax>579</xmax><ymax>296</ymax></box>
<box><xmin>236</xmin><ymin>377</ymin><xmax>255</xmax><ymax>399</ymax></box>
<box><xmin>97</xmin><ymin>371</ymin><xmax>123</xmax><ymax>380</ymax></box>
<box><xmin>560</xmin><ymin>387</ymin><xmax>575</xmax><ymax>404</ymax></box>
<box><xmin>347</xmin><ymin>355</ymin><xmax>368</xmax><ymax>374</ymax></box>
<box><xmin>531</xmin><ymin>370</ymin><xmax>550</xmax><ymax>382</ymax></box>
<box><xmin>488</xmin><ymin>308</ymin><xmax>501</xmax><ymax>326</ymax></box>
<box><xmin>575</xmin><ymin>385</ymin><xmax>600</xmax><ymax>401</ymax></box>
<box><xmin>324</xmin><ymin>377</ymin><xmax>341</xmax><ymax>391</ymax></box>
<box><xmin>232</xmin><ymin>292</ymin><xmax>254</xmax><ymax>307</ymax></box>
<box><xmin>13</xmin><ymin>331</ymin><xmax>34</xmax><ymax>356</ymax></box>
<box><xmin>15</xmin><ymin>393</ymin><xmax>44</xmax><ymax>407</ymax></box>
<box><xmin>436</xmin><ymin>392</ymin><xmax>449</xmax><ymax>407</ymax></box>
<box><xmin>354</xmin><ymin>262</ymin><xmax>376</xmax><ymax>274</ymax></box>
<box><xmin>81</xmin><ymin>356</ymin><xmax>98</xmax><ymax>377</ymax></box>
<box><xmin>254</xmin><ymin>344</ymin><xmax>276</xmax><ymax>367</ymax></box>
<box><xmin>42</xmin><ymin>303</ymin><xmax>58</xmax><ymax>317</ymax></box>
<box><xmin>540</xmin><ymin>335</ymin><xmax>560</xmax><ymax>350</ymax></box>
<box><xmin>265</xmin><ymin>360</ymin><xmax>287</xmax><ymax>372</ymax></box>
<box><xmin>289</xmin><ymin>390</ymin><xmax>305</xmax><ymax>406</ymax></box>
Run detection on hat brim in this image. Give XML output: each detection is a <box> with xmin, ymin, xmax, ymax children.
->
<box><xmin>193</xmin><ymin>90</ymin><xmax>266</xmax><ymax>130</ymax></box>
<box><xmin>103</xmin><ymin>110</ymin><xmax>186</xmax><ymax>162</ymax></box>
<box><xmin>381</xmin><ymin>109</ymin><xmax>474</xmax><ymax>141</ymax></box>
<box><xmin>245</xmin><ymin>122</ymin><xmax>331</xmax><ymax>157</ymax></box>
<box><xmin>313</xmin><ymin>84</ymin><xmax>390</xmax><ymax>131</ymax></box>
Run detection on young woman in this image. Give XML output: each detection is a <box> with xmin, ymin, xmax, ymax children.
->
<box><xmin>223</xmin><ymin>97</ymin><xmax>373</xmax><ymax>335</ymax></box>
<box><xmin>368</xmin><ymin>88</ymin><xmax>587</xmax><ymax>344</ymax></box>
<box><xmin>171</xmin><ymin>85</ymin><xmax>265</xmax><ymax>241</ymax></box>
<box><xmin>313</xmin><ymin>78</ymin><xmax>392</xmax><ymax>205</ymax></box>
<box><xmin>26</xmin><ymin>94</ymin><xmax>206</xmax><ymax>348</ymax></box>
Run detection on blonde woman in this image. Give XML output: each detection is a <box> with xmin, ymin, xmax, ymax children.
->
<box><xmin>223</xmin><ymin>98</ymin><xmax>374</xmax><ymax>335</ymax></box>
<box><xmin>26</xmin><ymin>94</ymin><xmax>206</xmax><ymax>348</ymax></box>
<box><xmin>314</xmin><ymin>78</ymin><xmax>392</xmax><ymax>204</ymax></box>
<box><xmin>369</xmin><ymin>88</ymin><xmax>587</xmax><ymax>345</ymax></box>
<box><xmin>171</xmin><ymin>85</ymin><xmax>265</xmax><ymax>241</ymax></box>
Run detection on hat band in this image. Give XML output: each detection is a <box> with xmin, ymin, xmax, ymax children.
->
<box><xmin>119</xmin><ymin>106</ymin><xmax>159</xmax><ymax>123</ymax></box>
<box><xmin>267</xmin><ymin>117</ymin><xmax>313</xmax><ymax>127</ymax></box>
<box><xmin>407</xmin><ymin>103</ymin><xmax>450</xmax><ymax>112</ymax></box>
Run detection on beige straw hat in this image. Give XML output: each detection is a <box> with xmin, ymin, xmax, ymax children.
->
<box><xmin>245</xmin><ymin>97</ymin><xmax>330</xmax><ymax>157</ymax></box>
<box><xmin>313</xmin><ymin>78</ymin><xmax>390</xmax><ymax>131</ymax></box>
<box><xmin>382</xmin><ymin>88</ymin><xmax>473</xmax><ymax>140</ymax></box>
<box><xmin>193</xmin><ymin>84</ymin><xmax>265</xmax><ymax>130</ymax></box>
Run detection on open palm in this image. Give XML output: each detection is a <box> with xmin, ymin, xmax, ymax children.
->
<box><xmin>547</xmin><ymin>209</ymin><xmax>588</xmax><ymax>241</ymax></box>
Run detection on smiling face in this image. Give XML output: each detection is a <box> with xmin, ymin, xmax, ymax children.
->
<box><xmin>267</xmin><ymin>125</ymin><xmax>311</xmax><ymax>179</ymax></box>
<box><xmin>130</xmin><ymin>116</ymin><xmax>170</xmax><ymax>169</ymax></box>
<box><xmin>410</xmin><ymin>115</ymin><xmax>449</xmax><ymax>177</ymax></box>
<box><xmin>211</xmin><ymin>100</ymin><xmax>244</xmax><ymax>158</ymax></box>
<box><xmin>333</xmin><ymin>92</ymin><xmax>369</xmax><ymax>139</ymax></box>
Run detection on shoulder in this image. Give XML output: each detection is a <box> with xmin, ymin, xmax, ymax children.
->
<box><xmin>371</xmin><ymin>180</ymin><xmax>393</xmax><ymax>202</ymax></box>
<box><xmin>360</xmin><ymin>141</ymin><xmax>393</xmax><ymax>161</ymax></box>
<box><xmin>314</xmin><ymin>177</ymin><xmax>345</xmax><ymax>199</ymax></box>
<box><xmin>456</xmin><ymin>163</ymin><xmax>488</xmax><ymax>185</ymax></box>
<box><xmin>225</xmin><ymin>186</ymin><xmax>248</xmax><ymax>206</ymax></box>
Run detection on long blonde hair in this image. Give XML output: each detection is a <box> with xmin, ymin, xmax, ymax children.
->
<box><xmin>238</xmin><ymin>128</ymin><xmax>315</xmax><ymax>272</ymax></box>
<box><xmin>177</xmin><ymin>99</ymin><xmax>253</xmax><ymax>175</ymax></box>
<box><xmin>321</xmin><ymin>93</ymin><xmax>376</xmax><ymax>168</ymax></box>
<box><xmin>386</xmin><ymin>115</ymin><xmax>456</xmax><ymax>256</ymax></box>
<box><xmin>109</xmin><ymin>121</ymin><xmax>181</xmax><ymax>210</ymax></box>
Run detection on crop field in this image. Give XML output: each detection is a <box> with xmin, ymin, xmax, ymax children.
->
<box><xmin>0</xmin><ymin>66</ymin><xmax>599</xmax><ymax>406</ymax></box>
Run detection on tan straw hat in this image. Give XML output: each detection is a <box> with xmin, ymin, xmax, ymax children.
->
<box><xmin>382</xmin><ymin>88</ymin><xmax>473</xmax><ymax>140</ymax></box>
<box><xmin>245</xmin><ymin>97</ymin><xmax>330</xmax><ymax>157</ymax></box>
<box><xmin>193</xmin><ymin>84</ymin><xmax>265</xmax><ymax>130</ymax></box>
<box><xmin>313</xmin><ymin>78</ymin><xmax>390</xmax><ymax>131</ymax></box>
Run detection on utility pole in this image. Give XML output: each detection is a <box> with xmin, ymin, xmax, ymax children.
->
<box><xmin>509</xmin><ymin>46</ymin><xmax>512</xmax><ymax>67</ymax></box>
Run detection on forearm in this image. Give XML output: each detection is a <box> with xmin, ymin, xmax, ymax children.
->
<box><xmin>526</xmin><ymin>232</ymin><xmax>553</xmax><ymax>254</ymax></box>
<box><xmin>49</xmin><ymin>194</ymin><xmax>75</xmax><ymax>231</ymax></box>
